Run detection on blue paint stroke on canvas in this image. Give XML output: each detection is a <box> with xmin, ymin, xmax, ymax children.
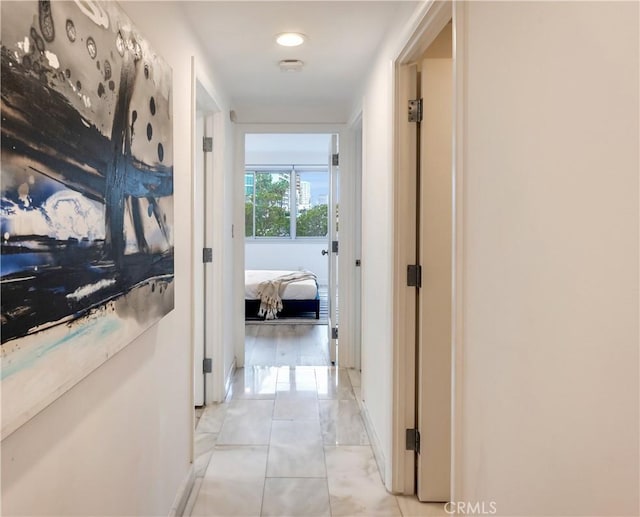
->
<box><xmin>1</xmin><ymin>317</ymin><xmax>121</xmax><ymax>380</ymax></box>
<box><xmin>1</xmin><ymin>0</ymin><xmax>174</xmax><ymax>345</ymax></box>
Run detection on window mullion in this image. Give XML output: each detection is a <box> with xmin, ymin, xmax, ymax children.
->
<box><xmin>290</xmin><ymin>169</ymin><xmax>296</xmax><ymax>239</ymax></box>
<box><xmin>252</xmin><ymin>172</ymin><xmax>256</xmax><ymax>238</ymax></box>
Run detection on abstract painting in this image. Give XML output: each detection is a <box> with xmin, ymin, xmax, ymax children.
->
<box><xmin>1</xmin><ymin>0</ymin><xmax>174</xmax><ymax>439</ymax></box>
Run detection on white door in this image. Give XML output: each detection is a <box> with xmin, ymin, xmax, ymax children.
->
<box><xmin>193</xmin><ymin>112</ymin><xmax>206</xmax><ymax>406</ymax></box>
<box><xmin>328</xmin><ymin>134</ymin><xmax>339</xmax><ymax>364</ymax></box>
<box><xmin>416</xmin><ymin>27</ymin><xmax>454</xmax><ymax>501</ymax></box>
<box><xmin>194</xmin><ymin>111</ymin><xmax>214</xmax><ymax>407</ymax></box>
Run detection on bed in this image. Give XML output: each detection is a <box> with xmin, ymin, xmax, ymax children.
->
<box><xmin>245</xmin><ymin>270</ymin><xmax>320</xmax><ymax>320</ymax></box>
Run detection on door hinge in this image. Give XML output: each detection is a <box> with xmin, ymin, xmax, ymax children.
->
<box><xmin>332</xmin><ymin>240</ymin><xmax>339</xmax><ymax>254</ymax></box>
<box><xmin>203</xmin><ymin>136</ymin><xmax>213</xmax><ymax>152</ymax></box>
<box><xmin>332</xmin><ymin>153</ymin><xmax>339</xmax><ymax>166</ymax></box>
<box><xmin>408</xmin><ymin>98</ymin><xmax>423</xmax><ymax>123</ymax></box>
<box><xmin>331</xmin><ymin>327</ymin><xmax>339</xmax><ymax>340</ymax></box>
<box><xmin>406</xmin><ymin>428</ymin><xmax>420</xmax><ymax>453</ymax></box>
<box><xmin>355</xmin><ymin>259</ymin><xmax>361</xmax><ymax>267</ymax></box>
<box><xmin>203</xmin><ymin>247</ymin><xmax>213</xmax><ymax>263</ymax></box>
<box><xmin>203</xmin><ymin>358</ymin><xmax>212</xmax><ymax>373</ymax></box>
<box><xmin>407</xmin><ymin>264</ymin><xmax>422</xmax><ymax>288</ymax></box>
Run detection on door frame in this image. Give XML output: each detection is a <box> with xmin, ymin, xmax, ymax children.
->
<box><xmin>349</xmin><ymin>112</ymin><xmax>363</xmax><ymax>371</ymax></box>
<box><xmin>391</xmin><ymin>0</ymin><xmax>465</xmax><ymax>498</ymax></box>
<box><xmin>233</xmin><ymin>123</ymin><xmax>357</xmax><ymax>368</ymax></box>
<box><xmin>191</xmin><ymin>58</ymin><xmax>227</xmax><ymax>409</ymax></box>
<box><xmin>328</xmin><ymin>133</ymin><xmax>339</xmax><ymax>364</ymax></box>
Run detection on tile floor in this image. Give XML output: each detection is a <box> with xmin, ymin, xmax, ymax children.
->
<box><xmin>186</xmin><ymin>363</ymin><xmax>446</xmax><ymax>516</ymax></box>
<box><xmin>244</xmin><ymin>324</ymin><xmax>331</xmax><ymax>367</ymax></box>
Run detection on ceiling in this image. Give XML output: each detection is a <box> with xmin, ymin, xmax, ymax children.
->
<box><xmin>181</xmin><ymin>1</ymin><xmax>419</xmax><ymax>119</ymax></box>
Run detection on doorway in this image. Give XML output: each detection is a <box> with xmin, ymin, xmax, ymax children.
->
<box><xmin>415</xmin><ymin>20</ymin><xmax>453</xmax><ymax>502</ymax></box>
<box><xmin>232</xmin><ymin>124</ymin><xmax>362</xmax><ymax>373</ymax></box>
<box><xmin>193</xmin><ymin>79</ymin><xmax>217</xmax><ymax>409</ymax></box>
<box><xmin>192</xmin><ymin>67</ymin><xmax>231</xmax><ymax>412</ymax></box>
<box><xmin>242</xmin><ymin>132</ymin><xmax>338</xmax><ymax>365</ymax></box>
<box><xmin>392</xmin><ymin>1</ymin><xmax>456</xmax><ymax>503</ymax></box>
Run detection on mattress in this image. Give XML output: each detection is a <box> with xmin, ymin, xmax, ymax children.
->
<box><xmin>245</xmin><ymin>270</ymin><xmax>318</xmax><ymax>300</ymax></box>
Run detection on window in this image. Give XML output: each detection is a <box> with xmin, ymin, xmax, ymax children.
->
<box><xmin>245</xmin><ymin>167</ymin><xmax>328</xmax><ymax>239</ymax></box>
<box><xmin>296</xmin><ymin>171</ymin><xmax>328</xmax><ymax>237</ymax></box>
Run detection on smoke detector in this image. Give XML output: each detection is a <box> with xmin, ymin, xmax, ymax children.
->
<box><xmin>279</xmin><ymin>59</ymin><xmax>304</xmax><ymax>72</ymax></box>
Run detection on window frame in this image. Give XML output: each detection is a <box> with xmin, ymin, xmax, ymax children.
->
<box><xmin>244</xmin><ymin>165</ymin><xmax>329</xmax><ymax>241</ymax></box>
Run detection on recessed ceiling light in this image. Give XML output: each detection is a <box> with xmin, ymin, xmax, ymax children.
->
<box><xmin>276</xmin><ymin>32</ymin><xmax>306</xmax><ymax>47</ymax></box>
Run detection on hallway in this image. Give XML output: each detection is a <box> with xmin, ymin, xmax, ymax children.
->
<box><xmin>187</xmin><ymin>325</ymin><xmax>445</xmax><ymax>516</ymax></box>
<box><xmin>1</xmin><ymin>2</ymin><xmax>637</xmax><ymax>515</ymax></box>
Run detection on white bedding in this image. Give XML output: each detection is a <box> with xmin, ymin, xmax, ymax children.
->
<box><xmin>245</xmin><ymin>270</ymin><xmax>318</xmax><ymax>300</ymax></box>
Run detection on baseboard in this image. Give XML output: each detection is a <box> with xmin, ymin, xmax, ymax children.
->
<box><xmin>168</xmin><ymin>464</ymin><xmax>195</xmax><ymax>517</ymax></box>
<box><xmin>359</xmin><ymin>399</ymin><xmax>388</xmax><ymax>488</ymax></box>
<box><xmin>182</xmin><ymin>477</ymin><xmax>203</xmax><ymax>517</ymax></box>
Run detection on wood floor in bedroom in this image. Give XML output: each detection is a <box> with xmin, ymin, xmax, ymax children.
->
<box><xmin>187</xmin><ymin>325</ymin><xmax>446</xmax><ymax>517</ymax></box>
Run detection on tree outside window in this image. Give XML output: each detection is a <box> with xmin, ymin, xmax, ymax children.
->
<box><xmin>245</xmin><ymin>168</ymin><xmax>328</xmax><ymax>239</ymax></box>
<box><xmin>295</xmin><ymin>170</ymin><xmax>328</xmax><ymax>237</ymax></box>
<box><xmin>255</xmin><ymin>173</ymin><xmax>290</xmax><ymax>237</ymax></box>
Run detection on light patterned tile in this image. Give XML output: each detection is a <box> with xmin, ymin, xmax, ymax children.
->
<box><xmin>267</xmin><ymin>420</ymin><xmax>325</xmax><ymax>477</ymax></box>
<box><xmin>262</xmin><ymin>478</ymin><xmax>330</xmax><ymax>517</ymax></box>
<box><xmin>267</xmin><ymin>442</ymin><xmax>326</xmax><ymax>478</ymax></box>
<box><xmin>270</xmin><ymin>419</ymin><xmax>322</xmax><ymax>446</ymax></box>
<box><xmin>277</xmin><ymin>365</ymin><xmax>317</xmax><ymax>387</ymax></box>
<box><xmin>319</xmin><ymin>400</ymin><xmax>369</xmax><ymax>445</ymax></box>
<box><xmin>274</xmin><ymin>398</ymin><xmax>319</xmax><ymax>420</ymax></box>
<box><xmin>325</xmin><ymin>445</ymin><xmax>401</xmax><ymax>516</ymax></box>
<box><xmin>245</xmin><ymin>324</ymin><xmax>330</xmax><ymax>366</ymax></box>
<box><xmin>315</xmin><ymin>367</ymin><xmax>355</xmax><ymax>400</ymax></box>
<box><xmin>191</xmin><ymin>478</ymin><xmax>264</xmax><ymax>517</ymax></box>
<box><xmin>205</xmin><ymin>445</ymin><xmax>268</xmax><ymax>479</ymax></box>
<box><xmin>229</xmin><ymin>367</ymin><xmax>278</xmax><ymax>399</ymax></box>
<box><xmin>299</xmin><ymin>354</ymin><xmax>330</xmax><ymax>366</ymax></box>
<box><xmin>189</xmin><ymin>325</ymin><xmax>394</xmax><ymax>517</ymax></box>
<box><xmin>246</xmin><ymin>337</ymin><xmax>277</xmax><ymax>366</ymax></box>
<box><xmin>192</xmin><ymin>445</ymin><xmax>268</xmax><ymax>517</ymax></box>
<box><xmin>274</xmin><ymin>340</ymin><xmax>300</xmax><ymax>366</ymax></box>
<box><xmin>196</xmin><ymin>403</ymin><xmax>228</xmax><ymax>433</ymax></box>
<box><xmin>194</xmin><ymin>432</ymin><xmax>217</xmax><ymax>457</ymax></box>
<box><xmin>276</xmin><ymin>382</ymin><xmax>318</xmax><ymax>399</ymax></box>
<box><xmin>194</xmin><ymin>449</ymin><xmax>213</xmax><ymax>478</ymax></box>
<box><xmin>217</xmin><ymin>400</ymin><xmax>273</xmax><ymax>445</ymax></box>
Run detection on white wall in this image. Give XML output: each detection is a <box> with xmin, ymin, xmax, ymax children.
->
<box><xmin>0</xmin><ymin>2</ymin><xmax>233</xmax><ymax>515</ymax></box>
<box><xmin>356</xmin><ymin>3</ymin><xmax>423</xmax><ymax>488</ymax></box>
<box><xmin>360</xmin><ymin>53</ymin><xmax>395</xmax><ymax>487</ymax></box>
<box><xmin>245</xmin><ymin>133</ymin><xmax>332</xmax><ymax>165</ymax></box>
<box><xmin>235</xmin><ymin>104</ymin><xmax>348</xmax><ymax>125</ymax></box>
<box><xmin>244</xmin><ymin>133</ymin><xmax>332</xmax><ymax>284</ymax></box>
<box><xmin>245</xmin><ymin>240</ymin><xmax>329</xmax><ymax>285</ymax></box>
<box><xmin>457</xmin><ymin>2</ymin><xmax>639</xmax><ymax>515</ymax></box>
